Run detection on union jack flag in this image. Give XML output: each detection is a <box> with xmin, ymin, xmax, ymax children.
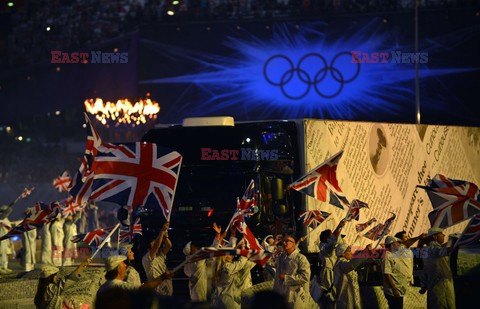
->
<box><xmin>356</xmin><ymin>218</ymin><xmax>377</xmax><ymax>233</ymax></box>
<box><xmin>363</xmin><ymin>213</ymin><xmax>395</xmax><ymax>240</ymax></box>
<box><xmin>290</xmin><ymin>150</ymin><xmax>349</xmax><ymax>209</ymax></box>
<box><xmin>68</xmin><ymin>114</ymin><xmax>102</xmax><ymax>206</ymax></box>
<box><xmin>422</xmin><ymin>174</ymin><xmax>478</xmax><ymax>203</ymax></box>
<box><xmin>71</xmin><ymin>225</ymin><xmax>115</xmax><ymax>246</ymax></box>
<box><xmin>227</xmin><ymin>180</ymin><xmax>258</xmax><ymax>230</ymax></box>
<box><xmin>345</xmin><ymin>199</ymin><xmax>369</xmax><ymax>222</ymax></box>
<box><xmin>455</xmin><ymin>214</ymin><xmax>480</xmax><ymax>247</ymax></box>
<box><xmin>119</xmin><ymin>218</ymin><xmax>142</xmax><ymax>243</ymax></box>
<box><xmin>237</xmin><ymin>221</ymin><xmax>263</xmax><ymax>251</ymax></box>
<box><xmin>53</xmin><ymin>171</ymin><xmax>72</xmax><ymax>192</ymax></box>
<box><xmin>419</xmin><ymin>175</ymin><xmax>480</xmax><ymax>228</ymax></box>
<box><xmin>299</xmin><ymin>210</ymin><xmax>330</xmax><ymax>229</ymax></box>
<box><xmin>61</xmin><ymin>197</ymin><xmax>84</xmax><ymax>217</ymax></box>
<box><xmin>427</xmin><ymin>193</ymin><xmax>480</xmax><ymax>228</ymax></box>
<box><xmin>89</xmin><ymin>142</ymin><xmax>182</xmax><ymax>219</ymax></box>
<box><xmin>0</xmin><ymin>202</ymin><xmax>59</xmax><ymax>241</ymax></box>
<box><xmin>14</xmin><ymin>186</ymin><xmax>35</xmax><ymax>203</ymax></box>
<box><xmin>192</xmin><ymin>247</ymin><xmax>271</xmax><ymax>267</ymax></box>
<box><xmin>69</xmin><ymin>115</ymin><xmax>183</xmax><ymax>220</ymax></box>
<box><xmin>238</xmin><ymin>180</ymin><xmax>257</xmax><ymax>214</ymax></box>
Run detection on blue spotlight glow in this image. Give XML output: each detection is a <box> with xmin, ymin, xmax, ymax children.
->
<box><xmin>140</xmin><ymin>20</ymin><xmax>477</xmax><ymax>120</ymax></box>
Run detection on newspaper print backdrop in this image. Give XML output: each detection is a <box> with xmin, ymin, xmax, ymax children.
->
<box><xmin>304</xmin><ymin>119</ymin><xmax>480</xmax><ymax>252</ymax></box>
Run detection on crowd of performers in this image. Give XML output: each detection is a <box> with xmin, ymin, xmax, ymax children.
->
<box><xmin>0</xmin><ymin>212</ymin><xmax>458</xmax><ymax>309</ymax></box>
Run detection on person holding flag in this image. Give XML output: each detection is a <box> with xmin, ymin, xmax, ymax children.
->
<box><xmin>212</xmin><ymin>237</ymin><xmax>249</xmax><ymax>309</ymax></box>
<box><xmin>422</xmin><ymin>227</ymin><xmax>456</xmax><ymax>309</ymax></box>
<box><xmin>274</xmin><ymin>234</ymin><xmax>314</xmax><ymax>309</ymax></box>
<box><xmin>22</xmin><ymin>209</ymin><xmax>37</xmax><ymax>272</ymax></box>
<box><xmin>183</xmin><ymin>240</ymin><xmax>208</xmax><ymax>302</ymax></box>
<box><xmin>333</xmin><ymin>242</ymin><xmax>377</xmax><ymax>309</ymax></box>
<box><xmin>141</xmin><ymin>222</ymin><xmax>173</xmax><ymax>296</ymax></box>
<box><xmin>317</xmin><ymin>218</ymin><xmax>346</xmax><ymax>308</ymax></box>
<box><xmin>381</xmin><ymin>236</ymin><xmax>408</xmax><ymax>309</ymax></box>
<box><xmin>34</xmin><ymin>257</ymin><xmax>92</xmax><ymax>309</ymax></box>
<box><xmin>96</xmin><ymin>256</ymin><xmax>173</xmax><ymax>299</ymax></box>
<box><xmin>120</xmin><ymin>243</ymin><xmax>141</xmax><ymax>287</ymax></box>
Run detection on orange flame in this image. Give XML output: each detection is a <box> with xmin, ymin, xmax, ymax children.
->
<box><xmin>84</xmin><ymin>98</ymin><xmax>160</xmax><ymax>126</ymax></box>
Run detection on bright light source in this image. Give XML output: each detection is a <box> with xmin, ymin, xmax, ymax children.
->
<box><xmin>46</xmin><ymin>26</ymin><xmax>51</xmax><ymax>31</ymax></box>
<box><xmin>82</xmin><ymin>123</ymin><xmax>87</xmax><ymax>128</ymax></box>
<box><xmin>113</xmin><ymin>48</ymin><xmax>118</xmax><ymax>53</ymax></box>
<box><xmin>26</xmin><ymin>137</ymin><xmax>31</xmax><ymax>142</ymax></box>
<box><xmin>6</xmin><ymin>126</ymin><xmax>12</xmax><ymax>133</ymax></box>
<box><xmin>7</xmin><ymin>2</ymin><xmax>14</xmax><ymax>7</ymax></box>
<box><xmin>55</xmin><ymin>110</ymin><xmax>61</xmax><ymax>116</ymax></box>
<box><xmin>173</xmin><ymin>0</ymin><xmax>179</xmax><ymax>5</ymax></box>
<box><xmin>56</xmin><ymin>66</ymin><xmax>61</xmax><ymax>72</ymax></box>
<box><xmin>17</xmin><ymin>136</ymin><xmax>23</xmax><ymax>141</ymax></box>
<box><xmin>167</xmin><ymin>10</ymin><xmax>174</xmax><ymax>16</ymax></box>
<box><xmin>246</xmin><ymin>138</ymin><xmax>251</xmax><ymax>143</ymax></box>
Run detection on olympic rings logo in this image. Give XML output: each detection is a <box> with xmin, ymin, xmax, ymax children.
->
<box><xmin>263</xmin><ymin>52</ymin><xmax>361</xmax><ymax>99</ymax></box>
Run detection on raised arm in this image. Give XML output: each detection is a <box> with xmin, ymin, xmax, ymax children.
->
<box><xmin>150</xmin><ymin>222</ymin><xmax>169</xmax><ymax>259</ymax></box>
<box><xmin>71</xmin><ymin>258</ymin><xmax>93</xmax><ymax>278</ymax></box>
<box><xmin>333</xmin><ymin>219</ymin><xmax>346</xmax><ymax>238</ymax></box>
<box><xmin>141</xmin><ymin>270</ymin><xmax>173</xmax><ymax>290</ymax></box>
<box><xmin>403</xmin><ymin>233</ymin><xmax>426</xmax><ymax>248</ymax></box>
<box><xmin>162</xmin><ymin>231</ymin><xmax>172</xmax><ymax>256</ymax></box>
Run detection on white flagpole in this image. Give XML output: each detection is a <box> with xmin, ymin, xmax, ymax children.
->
<box><xmin>92</xmin><ymin>223</ymin><xmax>121</xmax><ymax>259</ymax></box>
<box><xmin>172</xmin><ymin>248</ymin><xmax>203</xmax><ymax>273</ymax></box>
<box><xmin>116</xmin><ymin>227</ymin><xmax>120</xmax><ymax>249</ymax></box>
<box><xmin>167</xmin><ymin>156</ymin><xmax>182</xmax><ymax>222</ymax></box>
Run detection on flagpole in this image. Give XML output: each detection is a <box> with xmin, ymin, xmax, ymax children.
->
<box><xmin>167</xmin><ymin>157</ymin><xmax>182</xmax><ymax>222</ymax></box>
<box><xmin>172</xmin><ymin>248</ymin><xmax>202</xmax><ymax>273</ymax></box>
<box><xmin>92</xmin><ymin>223</ymin><xmax>121</xmax><ymax>259</ymax></box>
<box><xmin>116</xmin><ymin>227</ymin><xmax>120</xmax><ymax>249</ymax></box>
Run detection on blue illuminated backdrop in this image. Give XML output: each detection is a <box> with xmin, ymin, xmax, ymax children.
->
<box><xmin>138</xmin><ymin>14</ymin><xmax>480</xmax><ymax>125</ymax></box>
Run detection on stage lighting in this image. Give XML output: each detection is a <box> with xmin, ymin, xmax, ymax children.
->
<box><xmin>167</xmin><ymin>10</ymin><xmax>174</xmax><ymax>16</ymax></box>
<box><xmin>173</xmin><ymin>0</ymin><xmax>179</xmax><ymax>5</ymax></box>
<box><xmin>46</xmin><ymin>26</ymin><xmax>51</xmax><ymax>31</ymax></box>
<box><xmin>7</xmin><ymin>2</ymin><xmax>14</xmax><ymax>7</ymax></box>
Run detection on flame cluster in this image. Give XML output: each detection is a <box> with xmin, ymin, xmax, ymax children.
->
<box><xmin>84</xmin><ymin>98</ymin><xmax>160</xmax><ymax>126</ymax></box>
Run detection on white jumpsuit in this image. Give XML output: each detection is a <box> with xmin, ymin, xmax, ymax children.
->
<box><xmin>184</xmin><ymin>258</ymin><xmax>208</xmax><ymax>302</ymax></box>
<box><xmin>273</xmin><ymin>248</ymin><xmax>313</xmax><ymax>309</ymax></box>
<box><xmin>50</xmin><ymin>219</ymin><xmax>64</xmax><ymax>266</ymax></box>
<box><xmin>22</xmin><ymin>228</ymin><xmax>37</xmax><ymax>271</ymax></box>
<box><xmin>40</xmin><ymin>223</ymin><xmax>53</xmax><ymax>265</ymax></box>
